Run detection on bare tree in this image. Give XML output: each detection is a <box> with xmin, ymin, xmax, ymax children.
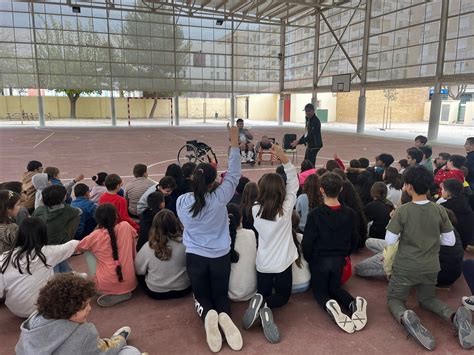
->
<box><xmin>442</xmin><ymin>84</ymin><xmax>467</xmax><ymax>100</ymax></box>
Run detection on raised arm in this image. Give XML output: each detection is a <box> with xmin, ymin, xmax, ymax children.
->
<box><xmin>271</xmin><ymin>144</ymin><xmax>298</xmax><ymax>214</ymax></box>
<box><xmin>215</xmin><ymin>124</ymin><xmax>242</xmax><ymax>204</ymax></box>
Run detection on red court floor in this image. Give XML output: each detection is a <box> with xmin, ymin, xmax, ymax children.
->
<box><xmin>0</xmin><ymin>125</ymin><xmax>472</xmax><ymax>354</ymax></box>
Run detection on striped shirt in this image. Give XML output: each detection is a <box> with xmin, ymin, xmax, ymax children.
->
<box><xmin>124</xmin><ymin>177</ymin><xmax>156</xmax><ymax>216</ymax></box>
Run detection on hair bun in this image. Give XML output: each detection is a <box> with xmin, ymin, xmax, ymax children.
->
<box><xmin>92</xmin><ymin>175</ymin><xmax>97</xmax><ymax>181</ymax></box>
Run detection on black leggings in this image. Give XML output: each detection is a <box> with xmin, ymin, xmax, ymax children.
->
<box><xmin>310</xmin><ymin>256</ymin><xmax>354</xmax><ymax>310</ymax></box>
<box><xmin>137</xmin><ymin>276</ymin><xmax>192</xmax><ymax>300</ymax></box>
<box><xmin>186</xmin><ymin>253</ymin><xmax>231</xmax><ymax>320</ymax></box>
<box><xmin>257</xmin><ymin>265</ymin><xmax>292</xmax><ymax>309</ymax></box>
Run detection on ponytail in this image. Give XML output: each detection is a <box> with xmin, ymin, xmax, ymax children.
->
<box><xmin>107</xmin><ymin>225</ymin><xmax>123</xmax><ymax>282</ymax></box>
<box><xmin>291</xmin><ymin>211</ymin><xmax>302</xmax><ymax>268</ymax></box>
<box><xmin>190</xmin><ymin>163</ymin><xmax>217</xmax><ymax>218</ymax></box>
<box><xmin>226</xmin><ymin>204</ymin><xmax>240</xmax><ymax>263</ymax></box>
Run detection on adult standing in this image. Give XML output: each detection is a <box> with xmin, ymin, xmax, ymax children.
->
<box><xmin>291</xmin><ymin>103</ymin><xmax>323</xmax><ymax>166</ymax></box>
<box><xmin>464</xmin><ymin>137</ymin><xmax>474</xmax><ymax>188</ymax></box>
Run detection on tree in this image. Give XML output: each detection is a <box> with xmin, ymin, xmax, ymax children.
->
<box><xmin>382</xmin><ymin>89</ymin><xmax>398</xmax><ymax>130</ymax></box>
<box><xmin>443</xmin><ymin>84</ymin><xmax>467</xmax><ymax>100</ymax></box>
<box><xmin>54</xmin><ymin>89</ymin><xmax>101</xmax><ymax>119</ymax></box>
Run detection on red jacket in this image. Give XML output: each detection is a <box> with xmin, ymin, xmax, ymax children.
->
<box><xmin>434</xmin><ymin>168</ymin><xmax>464</xmax><ymax>187</ymax></box>
<box><xmin>99</xmin><ymin>193</ymin><xmax>140</xmax><ymax>232</ymax></box>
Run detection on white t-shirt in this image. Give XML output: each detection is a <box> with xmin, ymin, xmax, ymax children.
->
<box><xmin>253</xmin><ymin>162</ymin><xmax>299</xmax><ymax>273</ymax></box>
<box><xmin>135</xmin><ymin>239</ymin><xmax>190</xmax><ymax>293</ymax></box>
<box><xmin>386</xmin><ymin>184</ymin><xmax>402</xmax><ymax>208</ymax></box>
<box><xmin>292</xmin><ymin>233</ymin><xmax>310</xmax><ymax>291</ymax></box>
<box><xmin>228</xmin><ymin>228</ymin><xmax>257</xmax><ymax>302</ymax></box>
<box><xmin>0</xmin><ymin>240</ymin><xmax>79</xmax><ymax>318</ymax></box>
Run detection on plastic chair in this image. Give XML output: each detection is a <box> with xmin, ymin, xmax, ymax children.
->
<box><xmin>283</xmin><ymin>134</ymin><xmax>297</xmax><ymax>163</ymax></box>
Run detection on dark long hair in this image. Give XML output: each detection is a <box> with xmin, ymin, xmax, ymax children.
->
<box><xmin>190</xmin><ymin>163</ymin><xmax>217</xmax><ymax>217</ymax></box>
<box><xmin>383</xmin><ymin>167</ymin><xmax>403</xmax><ymax>190</ymax></box>
<box><xmin>0</xmin><ymin>217</ymin><xmax>49</xmax><ymax>275</ymax></box>
<box><xmin>148</xmin><ymin>209</ymin><xmax>182</xmax><ymax>261</ymax></box>
<box><xmin>226</xmin><ymin>203</ymin><xmax>240</xmax><ymax>263</ymax></box>
<box><xmin>303</xmin><ymin>174</ymin><xmax>322</xmax><ymax>209</ymax></box>
<box><xmin>370</xmin><ymin>181</ymin><xmax>394</xmax><ymax>210</ymax></box>
<box><xmin>338</xmin><ymin>180</ymin><xmax>368</xmax><ymax>248</ymax></box>
<box><xmin>291</xmin><ymin>211</ymin><xmax>302</xmax><ymax>268</ymax></box>
<box><xmin>95</xmin><ymin>204</ymin><xmax>123</xmax><ymax>282</ymax></box>
<box><xmin>165</xmin><ymin>164</ymin><xmax>184</xmax><ymax>191</ymax></box>
<box><xmin>240</xmin><ymin>182</ymin><xmax>258</xmax><ymax>225</ymax></box>
<box><xmin>256</xmin><ymin>173</ymin><xmax>286</xmax><ymax>221</ymax></box>
<box><xmin>0</xmin><ymin>190</ymin><xmax>20</xmax><ymax>224</ymax></box>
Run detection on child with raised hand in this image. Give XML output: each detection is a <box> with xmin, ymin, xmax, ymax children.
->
<box><xmin>77</xmin><ymin>204</ymin><xmax>137</xmax><ymax>307</ymax></box>
<box><xmin>176</xmin><ymin>124</ymin><xmax>242</xmax><ymax>353</ymax></box>
<box><xmin>227</xmin><ymin>203</ymin><xmax>257</xmax><ymax>302</ymax></box>
<box><xmin>0</xmin><ymin>217</ymin><xmax>79</xmax><ymax>318</ymax></box>
<box><xmin>135</xmin><ymin>209</ymin><xmax>190</xmax><ymax>300</ymax></box>
<box><xmin>364</xmin><ymin>182</ymin><xmax>394</xmax><ymax>239</ymax></box>
<box><xmin>136</xmin><ymin>191</ymin><xmax>165</xmax><ymax>252</ymax></box>
<box><xmin>303</xmin><ymin>172</ymin><xmax>367</xmax><ymax>334</ymax></box>
<box><xmin>385</xmin><ymin>165</ymin><xmax>474</xmax><ymax>350</ymax></box>
<box><xmin>291</xmin><ymin>212</ymin><xmax>310</xmax><ymax>293</ymax></box>
<box><xmin>71</xmin><ymin>183</ymin><xmax>97</xmax><ymax>240</ymax></box>
<box><xmin>21</xmin><ymin>160</ymin><xmax>42</xmax><ymax>213</ymax></box>
<box><xmin>90</xmin><ymin>172</ymin><xmax>108</xmax><ymax>204</ymax></box>
<box><xmin>0</xmin><ymin>190</ymin><xmax>21</xmax><ymax>254</ymax></box>
<box><xmin>99</xmin><ymin>174</ymin><xmax>139</xmax><ymax>232</ymax></box>
<box><xmin>242</xmin><ymin>143</ymin><xmax>298</xmax><ymax>344</ymax></box>
<box><xmin>44</xmin><ymin>166</ymin><xmax>84</xmax><ymax>204</ymax></box>
<box><xmin>15</xmin><ymin>273</ymin><xmax>143</xmax><ymax>355</ymax></box>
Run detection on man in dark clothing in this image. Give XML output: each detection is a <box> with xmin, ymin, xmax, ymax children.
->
<box><xmin>465</xmin><ymin>137</ymin><xmax>474</xmax><ymax>189</ymax></box>
<box><xmin>291</xmin><ymin>103</ymin><xmax>323</xmax><ymax>166</ymax></box>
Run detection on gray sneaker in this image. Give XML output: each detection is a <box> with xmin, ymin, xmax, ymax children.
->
<box><xmin>259</xmin><ymin>306</ymin><xmax>281</xmax><ymax>344</ymax></box>
<box><xmin>453</xmin><ymin>306</ymin><xmax>474</xmax><ymax>349</ymax></box>
<box><xmin>402</xmin><ymin>310</ymin><xmax>436</xmax><ymax>351</ymax></box>
<box><xmin>242</xmin><ymin>293</ymin><xmax>263</xmax><ymax>330</ymax></box>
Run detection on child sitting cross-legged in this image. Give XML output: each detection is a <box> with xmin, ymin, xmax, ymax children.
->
<box><xmin>71</xmin><ymin>183</ymin><xmax>97</xmax><ymax>240</ymax></box>
<box><xmin>15</xmin><ymin>273</ymin><xmax>144</xmax><ymax>355</ymax></box>
<box><xmin>99</xmin><ymin>174</ymin><xmax>139</xmax><ymax>232</ymax></box>
<box><xmin>303</xmin><ymin>172</ymin><xmax>367</xmax><ymax>334</ymax></box>
<box><xmin>0</xmin><ymin>217</ymin><xmax>79</xmax><ymax>318</ymax></box>
<box><xmin>385</xmin><ymin>165</ymin><xmax>474</xmax><ymax>350</ymax></box>
<box><xmin>135</xmin><ymin>209</ymin><xmax>191</xmax><ymax>300</ymax></box>
<box><xmin>77</xmin><ymin>204</ymin><xmax>138</xmax><ymax>307</ymax></box>
<box><xmin>227</xmin><ymin>203</ymin><xmax>257</xmax><ymax>302</ymax></box>
<box><xmin>136</xmin><ymin>191</ymin><xmax>165</xmax><ymax>252</ymax></box>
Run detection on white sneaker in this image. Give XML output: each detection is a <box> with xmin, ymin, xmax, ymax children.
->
<box><xmin>205</xmin><ymin>310</ymin><xmax>222</xmax><ymax>353</ymax></box>
<box><xmin>326</xmin><ymin>300</ymin><xmax>355</xmax><ymax>334</ymax></box>
<box><xmin>218</xmin><ymin>313</ymin><xmax>243</xmax><ymax>351</ymax></box>
<box><xmin>112</xmin><ymin>326</ymin><xmax>131</xmax><ymax>340</ymax></box>
<box><xmin>462</xmin><ymin>296</ymin><xmax>474</xmax><ymax>312</ymax></box>
<box><xmin>350</xmin><ymin>296</ymin><xmax>368</xmax><ymax>331</ymax></box>
<box><xmin>72</xmin><ymin>271</ymin><xmax>88</xmax><ymax>279</ymax></box>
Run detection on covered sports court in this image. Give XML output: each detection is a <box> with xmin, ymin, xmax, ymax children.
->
<box><xmin>1</xmin><ymin>0</ymin><xmax>474</xmax><ymax>353</ymax></box>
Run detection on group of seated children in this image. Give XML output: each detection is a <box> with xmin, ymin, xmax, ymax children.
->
<box><xmin>1</xmin><ymin>134</ymin><xmax>474</xmax><ymax>353</ymax></box>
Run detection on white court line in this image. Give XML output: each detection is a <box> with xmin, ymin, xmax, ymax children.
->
<box><xmin>32</xmin><ymin>132</ymin><xmax>55</xmax><ymax>148</ymax></box>
<box><xmin>156</xmin><ymin>129</ymin><xmax>188</xmax><ymax>141</ymax></box>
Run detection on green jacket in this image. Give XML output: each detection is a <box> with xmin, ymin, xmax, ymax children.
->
<box><xmin>32</xmin><ymin>204</ymin><xmax>81</xmax><ymax>245</ymax></box>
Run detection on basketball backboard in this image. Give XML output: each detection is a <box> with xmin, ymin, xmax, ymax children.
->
<box><xmin>331</xmin><ymin>74</ymin><xmax>351</xmax><ymax>92</ymax></box>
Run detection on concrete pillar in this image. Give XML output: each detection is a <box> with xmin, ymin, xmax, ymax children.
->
<box><xmin>174</xmin><ymin>95</ymin><xmax>180</xmax><ymax>126</ymax></box>
<box><xmin>357</xmin><ymin>88</ymin><xmax>366</xmax><ymax>134</ymax></box>
<box><xmin>230</xmin><ymin>95</ymin><xmax>235</xmax><ymax>126</ymax></box>
<box><xmin>37</xmin><ymin>94</ymin><xmax>45</xmax><ymax>127</ymax></box>
<box><xmin>278</xmin><ymin>94</ymin><xmax>284</xmax><ymax>126</ymax></box>
<box><xmin>428</xmin><ymin>85</ymin><xmax>442</xmax><ymax>141</ymax></box>
<box><xmin>110</xmin><ymin>93</ymin><xmax>116</xmax><ymax>127</ymax></box>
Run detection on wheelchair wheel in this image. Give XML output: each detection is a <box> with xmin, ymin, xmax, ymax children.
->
<box><xmin>177</xmin><ymin>144</ymin><xmax>199</xmax><ymax>165</ymax></box>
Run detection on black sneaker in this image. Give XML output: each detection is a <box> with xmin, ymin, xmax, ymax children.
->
<box><xmin>453</xmin><ymin>306</ymin><xmax>474</xmax><ymax>349</ymax></box>
<box><xmin>402</xmin><ymin>310</ymin><xmax>435</xmax><ymax>351</ymax></box>
<box><xmin>242</xmin><ymin>293</ymin><xmax>263</xmax><ymax>330</ymax></box>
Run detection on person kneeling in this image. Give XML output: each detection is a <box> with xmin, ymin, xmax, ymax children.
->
<box><xmin>302</xmin><ymin>172</ymin><xmax>367</xmax><ymax>334</ymax></box>
<box><xmin>16</xmin><ymin>273</ymin><xmax>144</xmax><ymax>355</ymax></box>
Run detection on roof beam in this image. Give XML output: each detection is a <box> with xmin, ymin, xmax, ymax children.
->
<box><xmin>200</xmin><ymin>0</ymin><xmax>212</xmax><ymax>8</ymax></box>
<box><xmin>266</xmin><ymin>4</ymin><xmax>294</xmax><ymax>18</ymax></box>
<box><xmin>229</xmin><ymin>0</ymin><xmax>249</xmax><ymax>14</ymax></box>
<box><xmin>281</xmin><ymin>5</ymin><xmax>306</xmax><ymax>20</ymax></box>
<box><xmin>242</xmin><ymin>0</ymin><xmax>268</xmax><ymax>16</ymax></box>
<box><xmin>215</xmin><ymin>0</ymin><xmax>228</xmax><ymax>10</ymax></box>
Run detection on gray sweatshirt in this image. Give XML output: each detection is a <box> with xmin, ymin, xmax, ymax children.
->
<box><xmin>16</xmin><ymin>311</ymin><xmax>127</xmax><ymax>355</ymax></box>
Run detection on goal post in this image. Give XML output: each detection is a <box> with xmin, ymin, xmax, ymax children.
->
<box><xmin>126</xmin><ymin>97</ymin><xmax>173</xmax><ymax>126</ymax></box>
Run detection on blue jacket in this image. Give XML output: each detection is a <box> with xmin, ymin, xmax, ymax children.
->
<box><xmin>71</xmin><ymin>197</ymin><xmax>97</xmax><ymax>239</ymax></box>
<box><xmin>177</xmin><ymin>147</ymin><xmax>241</xmax><ymax>258</ymax></box>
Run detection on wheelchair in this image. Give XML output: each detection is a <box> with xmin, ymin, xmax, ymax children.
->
<box><xmin>177</xmin><ymin>140</ymin><xmax>218</xmax><ymax>166</ymax></box>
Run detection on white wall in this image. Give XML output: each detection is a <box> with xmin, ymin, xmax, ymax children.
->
<box><xmin>423</xmin><ymin>100</ymin><xmax>460</xmax><ymax>124</ymax></box>
<box><xmin>290</xmin><ymin>92</ymin><xmax>337</xmax><ymax>123</ymax></box>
